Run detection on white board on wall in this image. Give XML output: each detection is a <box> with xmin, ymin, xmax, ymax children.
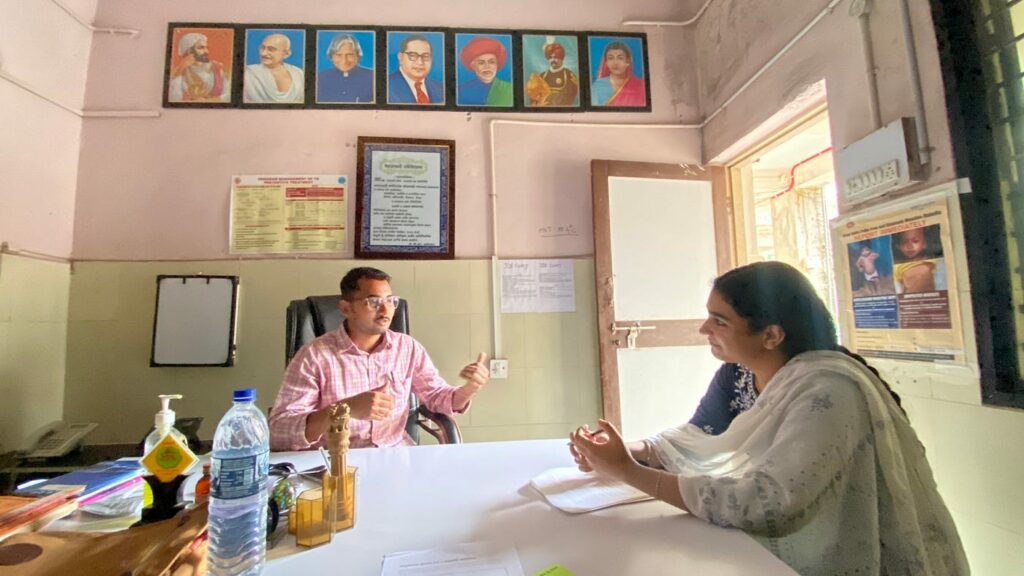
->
<box><xmin>151</xmin><ymin>275</ymin><xmax>239</xmax><ymax>367</ymax></box>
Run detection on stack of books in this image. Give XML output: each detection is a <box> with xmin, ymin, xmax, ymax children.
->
<box><xmin>4</xmin><ymin>458</ymin><xmax>145</xmax><ymax>537</ymax></box>
<box><xmin>0</xmin><ymin>487</ymin><xmax>82</xmax><ymax>540</ymax></box>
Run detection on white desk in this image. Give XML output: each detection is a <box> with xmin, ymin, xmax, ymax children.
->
<box><xmin>264</xmin><ymin>439</ymin><xmax>796</xmax><ymax>575</ymax></box>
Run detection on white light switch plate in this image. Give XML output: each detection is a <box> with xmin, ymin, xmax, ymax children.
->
<box><xmin>490</xmin><ymin>359</ymin><xmax>509</xmax><ymax>379</ymax></box>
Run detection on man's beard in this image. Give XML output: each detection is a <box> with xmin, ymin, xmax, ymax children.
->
<box><xmin>191</xmin><ymin>49</ymin><xmax>210</xmax><ymax>63</ymax></box>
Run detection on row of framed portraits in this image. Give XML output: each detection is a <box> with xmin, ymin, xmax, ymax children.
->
<box><xmin>164</xmin><ymin>24</ymin><xmax>651</xmax><ymax>112</ymax></box>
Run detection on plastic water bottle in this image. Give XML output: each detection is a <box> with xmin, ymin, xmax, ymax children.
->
<box><xmin>209</xmin><ymin>388</ymin><xmax>270</xmax><ymax>576</ymax></box>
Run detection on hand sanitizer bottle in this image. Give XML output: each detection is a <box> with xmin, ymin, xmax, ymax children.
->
<box><xmin>143</xmin><ymin>394</ymin><xmax>190</xmax><ymax>456</ymax></box>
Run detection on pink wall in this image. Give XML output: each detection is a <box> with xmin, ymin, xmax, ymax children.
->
<box><xmin>697</xmin><ymin>0</ymin><xmax>954</xmax><ymax>193</ymax></box>
<box><xmin>72</xmin><ymin>0</ymin><xmax>701</xmax><ymax>260</ymax></box>
<box><xmin>0</xmin><ymin>0</ymin><xmax>97</xmax><ymax>258</ymax></box>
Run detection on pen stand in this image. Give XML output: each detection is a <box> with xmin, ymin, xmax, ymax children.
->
<box><xmin>323</xmin><ymin>466</ymin><xmax>357</xmax><ymax>532</ymax></box>
<box><xmin>295</xmin><ymin>476</ymin><xmax>336</xmax><ymax>548</ymax></box>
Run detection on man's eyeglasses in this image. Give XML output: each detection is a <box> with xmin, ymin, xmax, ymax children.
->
<box><xmin>350</xmin><ymin>295</ymin><xmax>401</xmax><ymax>309</ymax></box>
<box><xmin>402</xmin><ymin>51</ymin><xmax>432</xmax><ymax>63</ymax></box>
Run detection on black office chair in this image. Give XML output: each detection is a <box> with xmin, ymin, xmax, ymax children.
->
<box><xmin>284</xmin><ymin>295</ymin><xmax>461</xmax><ymax>445</ymax></box>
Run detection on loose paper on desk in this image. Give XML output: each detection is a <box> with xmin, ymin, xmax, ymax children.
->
<box><xmin>230</xmin><ymin>174</ymin><xmax>347</xmax><ymax>254</ymax></box>
<box><xmin>500</xmin><ymin>259</ymin><xmax>574</xmax><ymax>313</ymax></box>
<box><xmin>530</xmin><ymin>467</ymin><xmax>652</xmax><ymax>514</ymax></box>
<box><xmin>380</xmin><ymin>541</ymin><xmax>524</xmax><ymax>576</ymax></box>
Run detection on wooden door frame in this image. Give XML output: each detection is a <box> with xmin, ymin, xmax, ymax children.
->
<box><xmin>591</xmin><ymin>160</ymin><xmax>733</xmax><ymax>429</ymax></box>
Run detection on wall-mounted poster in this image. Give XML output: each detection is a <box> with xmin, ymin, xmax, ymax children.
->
<box><xmin>230</xmin><ymin>174</ymin><xmax>347</xmax><ymax>254</ymax></box>
<box><xmin>164</xmin><ymin>25</ymin><xmax>235</xmax><ymax>106</ymax></box>
<box><xmin>832</xmin><ymin>188</ymin><xmax>966</xmax><ymax>364</ymax></box>
<box><xmin>522</xmin><ymin>33</ymin><xmax>583</xmax><ymax>110</ymax></box>
<box><xmin>242</xmin><ymin>28</ymin><xmax>307</xmax><ymax>105</ymax></box>
<box><xmin>315</xmin><ymin>29</ymin><xmax>377</xmax><ymax>105</ymax></box>
<box><xmin>386</xmin><ymin>30</ymin><xmax>446</xmax><ymax>107</ymax></box>
<box><xmin>454</xmin><ymin>32</ymin><xmax>514</xmax><ymax>109</ymax></box>
<box><xmin>587</xmin><ymin>34</ymin><xmax>650</xmax><ymax>111</ymax></box>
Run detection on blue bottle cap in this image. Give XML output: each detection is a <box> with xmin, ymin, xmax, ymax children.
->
<box><xmin>233</xmin><ymin>388</ymin><xmax>256</xmax><ymax>402</ymax></box>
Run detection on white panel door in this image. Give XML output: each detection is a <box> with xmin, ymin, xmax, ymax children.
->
<box><xmin>592</xmin><ymin>161</ymin><xmax>731</xmax><ymax>437</ymax></box>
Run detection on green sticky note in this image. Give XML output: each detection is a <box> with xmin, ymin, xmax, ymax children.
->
<box><xmin>534</xmin><ymin>565</ymin><xmax>574</xmax><ymax>576</ymax></box>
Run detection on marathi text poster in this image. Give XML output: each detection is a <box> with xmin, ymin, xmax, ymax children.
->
<box><xmin>368</xmin><ymin>151</ymin><xmax>442</xmax><ymax>247</ymax></box>
<box><xmin>230</xmin><ymin>175</ymin><xmax>346</xmax><ymax>254</ymax></box>
<box><xmin>832</xmin><ymin>195</ymin><xmax>965</xmax><ymax>363</ymax></box>
<box><xmin>501</xmin><ymin>259</ymin><xmax>575</xmax><ymax>313</ymax></box>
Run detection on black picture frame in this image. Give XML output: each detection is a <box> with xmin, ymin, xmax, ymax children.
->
<box><xmin>311</xmin><ymin>26</ymin><xmax>381</xmax><ymax>107</ymax></box>
<box><xmin>355</xmin><ymin>136</ymin><xmax>455</xmax><ymax>259</ymax></box>
<box><xmin>452</xmin><ymin>30</ymin><xmax>519</xmax><ymax>111</ymax></box>
<box><xmin>162</xmin><ymin>23</ymin><xmax>238</xmax><ymax>108</ymax></box>
<box><xmin>584</xmin><ymin>32</ymin><xmax>652</xmax><ymax>113</ymax></box>
<box><xmin>161</xmin><ymin>23</ymin><xmax>651</xmax><ymax>114</ymax></box>
<box><xmin>519</xmin><ymin>30</ymin><xmax>588</xmax><ymax>112</ymax></box>
<box><xmin>238</xmin><ymin>25</ymin><xmax>310</xmax><ymax>109</ymax></box>
<box><xmin>382</xmin><ymin>28</ymin><xmax>452</xmax><ymax>110</ymax></box>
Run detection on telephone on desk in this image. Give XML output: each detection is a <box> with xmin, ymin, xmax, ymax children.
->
<box><xmin>24</xmin><ymin>421</ymin><xmax>98</xmax><ymax>459</ymax></box>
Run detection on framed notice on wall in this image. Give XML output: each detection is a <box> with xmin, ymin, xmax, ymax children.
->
<box><xmin>355</xmin><ymin>136</ymin><xmax>455</xmax><ymax>259</ymax></box>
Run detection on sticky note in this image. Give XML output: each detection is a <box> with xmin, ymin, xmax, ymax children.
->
<box><xmin>534</xmin><ymin>565</ymin><xmax>574</xmax><ymax>576</ymax></box>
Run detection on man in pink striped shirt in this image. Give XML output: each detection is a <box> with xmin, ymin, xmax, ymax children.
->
<box><xmin>269</xmin><ymin>267</ymin><xmax>491</xmax><ymax>451</ymax></box>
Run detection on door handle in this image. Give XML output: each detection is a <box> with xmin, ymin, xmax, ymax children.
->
<box><xmin>610</xmin><ymin>322</ymin><xmax>656</xmax><ymax>349</ymax></box>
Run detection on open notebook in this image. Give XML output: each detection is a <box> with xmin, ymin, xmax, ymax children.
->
<box><xmin>530</xmin><ymin>467</ymin><xmax>653</xmax><ymax>514</ymax></box>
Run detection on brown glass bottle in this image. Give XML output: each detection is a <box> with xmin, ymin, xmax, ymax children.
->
<box><xmin>194</xmin><ymin>463</ymin><xmax>211</xmax><ymax>503</ymax></box>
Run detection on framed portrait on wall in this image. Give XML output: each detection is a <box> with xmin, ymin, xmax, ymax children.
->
<box><xmin>163</xmin><ymin>24</ymin><xmax>236</xmax><ymax>107</ymax></box>
<box><xmin>586</xmin><ymin>33</ymin><xmax>651</xmax><ymax>111</ymax></box>
<box><xmin>385</xmin><ymin>30</ymin><xmax>448</xmax><ymax>108</ymax></box>
<box><xmin>314</xmin><ymin>28</ymin><xmax>377</xmax><ymax>106</ymax></box>
<box><xmin>241</xmin><ymin>27</ymin><xmax>308</xmax><ymax>107</ymax></box>
<box><xmin>521</xmin><ymin>32</ymin><xmax>585</xmax><ymax>111</ymax></box>
<box><xmin>355</xmin><ymin>136</ymin><xmax>455</xmax><ymax>259</ymax></box>
<box><xmin>454</xmin><ymin>31</ymin><xmax>515</xmax><ymax>110</ymax></box>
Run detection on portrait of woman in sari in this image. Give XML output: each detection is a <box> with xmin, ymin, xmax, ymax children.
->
<box><xmin>589</xmin><ymin>39</ymin><xmax>647</xmax><ymax>108</ymax></box>
<box><xmin>569</xmin><ymin>262</ymin><xmax>968</xmax><ymax>576</ymax></box>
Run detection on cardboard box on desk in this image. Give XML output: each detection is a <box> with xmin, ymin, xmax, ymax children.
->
<box><xmin>0</xmin><ymin>502</ymin><xmax>208</xmax><ymax>576</ymax></box>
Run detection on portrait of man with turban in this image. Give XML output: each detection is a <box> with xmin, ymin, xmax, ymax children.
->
<box><xmin>523</xmin><ymin>35</ymin><xmax>580</xmax><ymax>108</ymax></box>
<box><xmin>167</xmin><ymin>28</ymin><xmax>233</xmax><ymax>103</ymax></box>
<box><xmin>456</xmin><ymin>34</ymin><xmax>513</xmax><ymax>107</ymax></box>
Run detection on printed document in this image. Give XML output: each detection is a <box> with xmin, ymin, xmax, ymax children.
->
<box><xmin>381</xmin><ymin>541</ymin><xmax>524</xmax><ymax>576</ymax></box>
<box><xmin>530</xmin><ymin>467</ymin><xmax>652</xmax><ymax>514</ymax></box>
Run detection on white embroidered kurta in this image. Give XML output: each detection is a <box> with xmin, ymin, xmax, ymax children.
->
<box><xmin>243</xmin><ymin>63</ymin><xmax>304</xmax><ymax>103</ymax></box>
<box><xmin>649</xmin><ymin>351</ymin><xmax>968</xmax><ymax>576</ymax></box>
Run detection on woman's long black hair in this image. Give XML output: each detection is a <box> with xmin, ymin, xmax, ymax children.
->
<box><xmin>712</xmin><ymin>261</ymin><xmax>903</xmax><ymax>409</ymax></box>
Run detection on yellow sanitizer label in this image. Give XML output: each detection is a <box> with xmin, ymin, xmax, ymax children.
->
<box><xmin>142</xmin><ymin>434</ymin><xmax>198</xmax><ymax>482</ymax></box>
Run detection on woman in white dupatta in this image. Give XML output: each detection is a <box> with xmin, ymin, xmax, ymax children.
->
<box><xmin>569</xmin><ymin>262</ymin><xmax>968</xmax><ymax>575</ymax></box>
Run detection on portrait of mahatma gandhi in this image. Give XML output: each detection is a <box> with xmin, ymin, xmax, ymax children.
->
<box><xmin>242</xmin><ymin>29</ymin><xmax>306</xmax><ymax>104</ymax></box>
<box><xmin>166</xmin><ymin>27</ymin><xmax>234</xmax><ymax>104</ymax></box>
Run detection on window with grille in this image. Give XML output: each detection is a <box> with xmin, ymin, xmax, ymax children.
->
<box><xmin>933</xmin><ymin>0</ymin><xmax>1024</xmax><ymax>408</ymax></box>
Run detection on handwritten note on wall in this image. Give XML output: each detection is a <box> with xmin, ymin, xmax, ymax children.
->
<box><xmin>500</xmin><ymin>259</ymin><xmax>575</xmax><ymax>313</ymax></box>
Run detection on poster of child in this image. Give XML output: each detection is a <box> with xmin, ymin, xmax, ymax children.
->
<box><xmin>892</xmin><ymin>224</ymin><xmax>943</xmax><ymax>263</ymax></box>
<box><xmin>891</xmin><ymin>224</ymin><xmax>946</xmax><ymax>293</ymax></box>
<box><xmin>847</xmin><ymin>235</ymin><xmax>895</xmax><ymax>297</ymax></box>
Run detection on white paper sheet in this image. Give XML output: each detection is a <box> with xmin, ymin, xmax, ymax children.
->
<box><xmin>380</xmin><ymin>541</ymin><xmax>524</xmax><ymax>576</ymax></box>
<box><xmin>500</xmin><ymin>259</ymin><xmax>575</xmax><ymax>313</ymax></box>
<box><xmin>530</xmin><ymin>466</ymin><xmax>653</xmax><ymax>514</ymax></box>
